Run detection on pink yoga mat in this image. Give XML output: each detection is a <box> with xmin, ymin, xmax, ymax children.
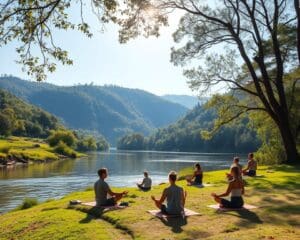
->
<box><xmin>208</xmin><ymin>204</ymin><xmax>258</xmax><ymax>211</ymax></box>
<box><xmin>147</xmin><ymin>208</ymin><xmax>201</xmax><ymax>218</ymax></box>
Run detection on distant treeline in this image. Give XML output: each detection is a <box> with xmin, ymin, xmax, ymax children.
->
<box><xmin>117</xmin><ymin>105</ymin><xmax>261</xmax><ymax>153</ymax></box>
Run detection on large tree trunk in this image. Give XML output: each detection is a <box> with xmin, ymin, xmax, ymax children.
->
<box><xmin>295</xmin><ymin>0</ymin><xmax>300</xmax><ymax>64</ymax></box>
<box><xmin>276</xmin><ymin>117</ymin><xmax>300</xmax><ymax>164</ymax></box>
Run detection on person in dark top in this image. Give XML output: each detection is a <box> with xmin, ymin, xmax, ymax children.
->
<box><xmin>211</xmin><ymin>166</ymin><xmax>245</xmax><ymax>208</ymax></box>
<box><xmin>186</xmin><ymin>163</ymin><xmax>203</xmax><ymax>186</ymax></box>
<box><xmin>151</xmin><ymin>171</ymin><xmax>187</xmax><ymax>215</ymax></box>
<box><xmin>137</xmin><ymin>171</ymin><xmax>152</xmax><ymax>191</ymax></box>
<box><xmin>243</xmin><ymin>153</ymin><xmax>257</xmax><ymax>177</ymax></box>
<box><xmin>94</xmin><ymin>168</ymin><xmax>128</xmax><ymax>207</ymax></box>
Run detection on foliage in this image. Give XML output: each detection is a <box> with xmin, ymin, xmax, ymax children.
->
<box><xmin>15</xmin><ymin>198</ymin><xmax>38</xmax><ymax>210</ymax></box>
<box><xmin>118</xmin><ymin>105</ymin><xmax>261</xmax><ymax>153</ymax></box>
<box><xmin>0</xmin><ymin>76</ymin><xmax>188</xmax><ymax>144</ymax></box>
<box><xmin>117</xmin><ymin>133</ymin><xmax>146</xmax><ymax>150</ymax></box>
<box><xmin>0</xmin><ymin>165</ymin><xmax>299</xmax><ymax>239</ymax></box>
<box><xmin>0</xmin><ymin>89</ymin><xmax>60</xmax><ymax>138</ymax></box>
<box><xmin>108</xmin><ymin>0</ymin><xmax>300</xmax><ymax>163</ymax></box>
<box><xmin>53</xmin><ymin>141</ymin><xmax>77</xmax><ymax>158</ymax></box>
<box><xmin>0</xmin><ymin>1</ymin><xmax>113</xmax><ymax>80</ymax></box>
<box><xmin>47</xmin><ymin>130</ymin><xmax>77</xmax><ymax>147</ymax></box>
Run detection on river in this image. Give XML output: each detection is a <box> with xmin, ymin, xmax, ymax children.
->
<box><xmin>0</xmin><ymin>150</ymin><xmax>247</xmax><ymax>213</ymax></box>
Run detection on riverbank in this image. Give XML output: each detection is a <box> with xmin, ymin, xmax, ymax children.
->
<box><xmin>0</xmin><ymin>136</ymin><xmax>84</xmax><ymax>166</ymax></box>
<box><xmin>0</xmin><ymin>165</ymin><xmax>299</xmax><ymax>239</ymax></box>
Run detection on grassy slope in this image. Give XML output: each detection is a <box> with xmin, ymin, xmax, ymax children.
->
<box><xmin>0</xmin><ymin>165</ymin><xmax>299</xmax><ymax>240</ymax></box>
<box><xmin>0</xmin><ymin>137</ymin><xmax>83</xmax><ymax>162</ymax></box>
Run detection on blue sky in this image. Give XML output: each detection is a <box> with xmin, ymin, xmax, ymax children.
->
<box><xmin>0</xmin><ymin>6</ymin><xmax>197</xmax><ymax>96</ymax></box>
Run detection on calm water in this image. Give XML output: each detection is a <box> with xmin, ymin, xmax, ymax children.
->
<box><xmin>0</xmin><ymin>150</ymin><xmax>247</xmax><ymax>213</ymax></box>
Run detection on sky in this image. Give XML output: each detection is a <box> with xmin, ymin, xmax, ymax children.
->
<box><xmin>0</xmin><ymin>4</ymin><xmax>200</xmax><ymax>96</ymax></box>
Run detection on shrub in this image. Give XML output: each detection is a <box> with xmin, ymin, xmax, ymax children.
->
<box><xmin>16</xmin><ymin>198</ymin><xmax>38</xmax><ymax>210</ymax></box>
<box><xmin>47</xmin><ymin>130</ymin><xmax>77</xmax><ymax>147</ymax></box>
<box><xmin>54</xmin><ymin>141</ymin><xmax>77</xmax><ymax>158</ymax></box>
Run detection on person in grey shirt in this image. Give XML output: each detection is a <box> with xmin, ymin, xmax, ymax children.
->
<box><xmin>151</xmin><ymin>171</ymin><xmax>187</xmax><ymax>215</ymax></box>
<box><xmin>94</xmin><ymin>168</ymin><xmax>128</xmax><ymax>207</ymax></box>
<box><xmin>137</xmin><ymin>171</ymin><xmax>152</xmax><ymax>191</ymax></box>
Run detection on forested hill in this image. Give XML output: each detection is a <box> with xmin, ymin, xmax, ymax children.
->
<box><xmin>0</xmin><ymin>89</ymin><xmax>60</xmax><ymax>138</ymax></box>
<box><xmin>162</xmin><ymin>94</ymin><xmax>208</xmax><ymax>109</ymax></box>
<box><xmin>118</xmin><ymin>104</ymin><xmax>261</xmax><ymax>153</ymax></box>
<box><xmin>0</xmin><ymin>76</ymin><xmax>188</xmax><ymax>144</ymax></box>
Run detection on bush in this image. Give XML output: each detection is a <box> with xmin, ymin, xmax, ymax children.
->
<box><xmin>54</xmin><ymin>141</ymin><xmax>77</xmax><ymax>158</ymax></box>
<box><xmin>47</xmin><ymin>130</ymin><xmax>77</xmax><ymax>147</ymax></box>
<box><xmin>77</xmin><ymin>136</ymin><xmax>97</xmax><ymax>152</ymax></box>
<box><xmin>0</xmin><ymin>145</ymin><xmax>11</xmax><ymax>154</ymax></box>
<box><xmin>16</xmin><ymin>198</ymin><xmax>38</xmax><ymax>210</ymax></box>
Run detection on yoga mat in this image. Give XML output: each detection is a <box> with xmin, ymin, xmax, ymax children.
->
<box><xmin>147</xmin><ymin>208</ymin><xmax>201</xmax><ymax>218</ymax></box>
<box><xmin>208</xmin><ymin>204</ymin><xmax>258</xmax><ymax>211</ymax></box>
<box><xmin>80</xmin><ymin>201</ymin><xmax>126</xmax><ymax>210</ymax></box>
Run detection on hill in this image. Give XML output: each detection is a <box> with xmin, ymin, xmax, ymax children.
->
<box><xmin>0</xmin><ymin>76</ymin><xmax>188</xmax><ymax>144</ymax></box>
<box><xmin>162</xmin><ymin>94</ymin><xmax>208</xmax><ymax>109</ymax></box>
<box><xmin>118</xmin><ymin>104</ymin><xmax>261</xmax><ymax>153</ymax></box>
<box><xmin>0</xmin><ymin>88</ymin><xmax>60</xmax><ymax>138</ymax></box>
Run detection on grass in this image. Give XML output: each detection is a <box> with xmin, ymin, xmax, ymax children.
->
<box><xmin>0</xmin><ymin>136</ymin><xmax>84</xmax><ymax>163</ymax></box>
<box><xmin>0</xmin><ymin>165</ymin><xmax>299</xmax><ymax>240</ymax></box>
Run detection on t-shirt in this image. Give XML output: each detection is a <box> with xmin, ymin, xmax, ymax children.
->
<box><xmin>94</xmin><ymin>179</ymin><xmax>111</xmax><ymax>206</ymax></box>
<box><xmin>231</xmin><ymin>163</ymin><xmax>243</xmax><ymax>173</ymax></box>
<box><xmin>163</xmin><ymin>185</ymin><xmax>184</xmax><ymax>215</ymax></box>
<box><xmin>248</xmin><ymin>160</ymin><xmax>257</xmax><ymax>170</ymax></box>
<box><xmin>141</xmin><ymin>177</ymin><xmax>152</xmax><ymax>188</ymax></box>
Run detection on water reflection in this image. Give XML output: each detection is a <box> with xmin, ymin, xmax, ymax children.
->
<box><xmin>0</xmin><ymin>150</ymin><xmax>246</xmax><ymax>213</ymax></box>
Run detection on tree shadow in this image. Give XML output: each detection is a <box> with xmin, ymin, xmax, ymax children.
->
<box><xmin>158</xmin><ymin>216</ymin><xmax>187</xmax><ymax>233</ymax></box>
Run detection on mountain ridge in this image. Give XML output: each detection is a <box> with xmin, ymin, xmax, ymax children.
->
<box><xmin>0</xmin><ymin>76</ymin><xmax>188</xmax><ymax>144</ymax></box>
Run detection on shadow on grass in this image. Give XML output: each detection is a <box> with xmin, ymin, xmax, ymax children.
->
<box><xmin>221</xmin><ymin>210</ymin><xmax>263</xmax><ymax>227</ymax></box>
<box><xmin>78</xmin><ymin>207</ymin><xmax>105</xmax><ymax>224</ymax></box>
<box><xmin>70</xmin><ymin>206</ymin><xmax>135</xmax><ymax>238</ymax></box>
<box><xmin>158</xmin><ymin>216</ymin><xmax>187</xmax><ymax>233</ymax></box>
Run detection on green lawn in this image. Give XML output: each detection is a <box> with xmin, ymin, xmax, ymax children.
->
<box><xmin>0</xmin><ymin>136</ymin><xmax>84</xmax><ymax>163</ymax></box>
<box><xmin>0</xmin><ymin>165</ymin><xmax>299</xmax><ymax>240</ymax></box>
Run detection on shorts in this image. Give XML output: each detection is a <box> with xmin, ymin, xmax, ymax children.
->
<box><xmin>160</xmin><ymin>204</ymin><xmax>183</xmax><ymax>215</ymax></box>
<box><xmin>245</xmin><ymin>170</ymin><xmax>256</xmax><ymax>176</ymax></box>
<box><xmin>137</xmin><ymin>185</ymin><xmax>151</xmax><ymax>191</ymax></box>
<box><xmin>99</xmin><ymin>198</ymin><xmax>116</xmax><ymax>207</ymax></box>
<box><xmin>221</xmin><ymin>196</ymin><xmax>244</xmax><ymax>208</ymax></box>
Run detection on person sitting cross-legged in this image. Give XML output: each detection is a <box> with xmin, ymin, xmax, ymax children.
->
<box><xmin>94</xmin><ymin>168</ymin><xmax>128</xmax><ymax>207</ymax></box>
<box><xmin>186</xmin><ymin>163</ymin><xmax>203</xmax><ymax>186</ymax></box>
<box><xmin>137</xmin><ymin>171</ymin><xmax>152</xmax><ymax>191</ymax></box>
<box><xmin>211</xmin><ymin>166</ymin><xmax>245</xmax><ymax>209</ymax></box>
<box><xmin>242</xmin><ymin>153</ymin><xmax>257</xmax><ymax>177</ymax></box>
<box><xmin>151</xmin><ymin>171</ymin><xmax>187</xmax><ymax>215</ymax></box>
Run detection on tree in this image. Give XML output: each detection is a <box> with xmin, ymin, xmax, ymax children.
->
<box><xmin>112</xmin><ymin>0</ymin><xmax>300</xmax><ymax>163</ymax></box>
<box><xmin>0</xmin><ymin>0</ymin><xmax>117</xmax><ymax>81</ymax></box>
<box><xmin>0</xmin><ymin>112</ymin><xmax>12</xmax><ymax>136</ymax></box>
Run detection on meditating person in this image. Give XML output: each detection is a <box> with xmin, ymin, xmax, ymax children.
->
<box><xmin>94</xmin><ymin>168</ymin><xmax>128</xmax><ymax>207</ymax></box>
<box><xmin>243</xmin><ymin>153</ymin><xmax>257</xmax><ymax>177</ymax></box>
<box><xmin>151</xmin><ymin>171</ymin><xmax>187</xmax><ymax>215</ymax></box>
<box><xmin>226</xmin><ymin>157</ymin><xmax>242</xmax><ymax>180</ymax></box>
<box><xmin>186</xmin><ymin>163</ymin><xmax>203</xmax><ymax>186</ymax></box>
<box><xmin>211</xmin><ymin>166</ymin><xmax>244</xmax><ymax>208</ymax></box>
<box><xmin>137</xmin><ymin>171</ymin><xmax>152</xmax><ymax>191</ymax></box>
